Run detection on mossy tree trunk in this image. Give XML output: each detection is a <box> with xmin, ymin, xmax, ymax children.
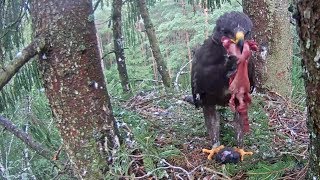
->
<box><xmin>294</xmin><ymin>0</ymin><xmax>320</xmax><ymax>178</ymax></box>
<box><xmin>137</xmin><ymin>0</ymin><xmax>172</xmax><ymax>89</ymax></box>
<box><xmin>112</xmin><ymin>0</ymin><xmax>131</xmax><ymax>93</ymax></box>
<box><xmin>243</xmin><ymin>0</ymin><xmax>292</xmax><ymax>97</ymax></box>
<box><xmin>30</xmin><ymin>0</ymin><xmax>120</xmax><ymax>178</ymax></box>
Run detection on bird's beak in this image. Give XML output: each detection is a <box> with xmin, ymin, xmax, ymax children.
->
<box><xmin>233</xmin><ymin>31</ymin><xmax>245</xmax><ymax>54</ymax></box>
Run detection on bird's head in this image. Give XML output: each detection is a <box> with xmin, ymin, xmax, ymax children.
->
<box><xmin>231</xmin><ymin>26</ymin><xmax>245</xmax><ymax>54</ymax></box>
<box><xmin>213</xmin><ymin>11</ymin><xmax>253</xmax><ymax>54</ymax></box>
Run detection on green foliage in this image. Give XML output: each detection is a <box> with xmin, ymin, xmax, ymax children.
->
<box><xmin>0</xmin><ymin>0</ymin><xmax>27</xmax><ymax>59</ymax></box>
<box><xmin>224</xmin><ymin>157</ymin><xmax>297</xmax><ymax>179</ymax></box>
<box><xmin>96</xmin><ymin>0</ymin><xmax>243</xmax><ymax>97</ymax></box>
<box><xmin>0</xmin><ymin>2</ymin><xmax>42</xmax><ymax>113</ymax></box>
<box><xmin>0</xmin><ymin>87</ymin><xmax>69</xmax><ymax>179</ymax></box>
<box><xmin>0</xmin><ymin>60</ymin><xmax>42</xmax><ymax>111</ymax></box>
<box><xmin>0</xmin><ymin>0</ymin><xmax>307</xmax><ymax>179</ymax></box>
<box><xmin>105</xmin><ymin>105</ymin><xmax>181</xmax><ymax>178</ymax></box>
<box><xmin>246</xmin><ymin>158</ymin><xmax>296</xmax><ymax>179</ymax></box>
<box><xmin>291</xmin><ymin>26</ymin><xmax>305</xmax><ymax>107</ymax></box>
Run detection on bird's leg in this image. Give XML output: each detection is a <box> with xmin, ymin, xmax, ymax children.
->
<box><xmin>233</xmin><ymin>112</ymin><xmax>253</xmax><ymax>161</ymax></box>
<box><xmin>233</xmin><ymin>112</ymin><xmax>244</xmax><ymax>147</ymax></box>
<box><xmin>202</xmin><ymin>106</ymin><xmax>224</xmax><ymax>160</ymax></box>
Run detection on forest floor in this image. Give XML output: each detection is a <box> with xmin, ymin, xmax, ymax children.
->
<box><xmin>113</xmin><ymin>90</ymin><xmax>308</xmax><ymax>179</ymax></box>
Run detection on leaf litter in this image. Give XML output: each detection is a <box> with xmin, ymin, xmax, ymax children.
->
<box><xmin>115</xmin><ymin>90</ymin><xmax>308</xmax><ymax>179</ymax></box>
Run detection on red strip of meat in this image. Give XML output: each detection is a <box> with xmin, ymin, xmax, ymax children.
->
<box><xmin>221</xmin><ymin>37</ymin><xmax>258</xmax><ymax>133</ymax></box>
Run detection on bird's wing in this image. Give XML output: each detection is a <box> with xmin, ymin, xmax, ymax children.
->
<box><xmin>191</xmin><ymin>39</ymin><xmax>230</xmax><ymax>107</ymax></box>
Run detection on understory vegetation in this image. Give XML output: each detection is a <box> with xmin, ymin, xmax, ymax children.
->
<box><xmin>0</xmin><ymin>0</ymin><xmax>307</xmax><ymax>179</ymax></box>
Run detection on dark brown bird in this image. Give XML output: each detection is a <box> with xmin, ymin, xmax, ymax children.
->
<box><xmin>190</xmin><ymin>11</ymin><xmax>257</xmax><ymax>162</ymax></box>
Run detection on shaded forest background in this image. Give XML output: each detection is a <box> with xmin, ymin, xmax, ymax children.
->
<box><xmin>0</xmin><ymin>0</ymin><xmax>313</xmax><ymax>179</ymax></box>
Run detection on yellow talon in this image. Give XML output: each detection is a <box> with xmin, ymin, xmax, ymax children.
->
<box><xmin>234</xmin><ymin>148</ymin><xmax>253</xmax><ymax>161</ymax></box>
<box><xmin>202</xmin><ymin>145</ymin><xmax>225</xmax><ymax>160</ymax></box>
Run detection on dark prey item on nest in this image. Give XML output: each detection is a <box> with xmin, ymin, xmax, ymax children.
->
<box><xmin>215</xmin><ymin>147</ymin><xmax>240</xmax><ymax>164</ymax></box>
<box><xmin>191</xmin><ymin>11</ymin><xmax>257</xmax><ymax>161</ymax></box>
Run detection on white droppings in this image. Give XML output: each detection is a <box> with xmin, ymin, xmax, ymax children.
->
<box><xmin>196</xmin><ymin>93</ymin><xmax>200</xmax><ymax>101</ymax></box>
<box><xmin>118</xmin><ymin>58</ymin><xmax>122</xmax><ymax>62</ymax></box>
<box><xmin>82</xmin><ymin>169</ymin><xmax>87</xmax><ymax>176</ymax></box>
<box><xmin>306</xmin><ymin>39</ymin><xmax>311</xmax><ymax>49</ymax></box>
<box><xmin>93</xmin><ymin>81</ymin><xmax>98</xmax><ymax>89</ymax></box>
<box><xmin>42</xmin><ymin>53</ymin><xmax>47</xmax><ymax>60</ymax></box>
<box><xmin>314</xmin><ymin>47</ymin><xmax>320</xmax><ymax>68</ymax></box>
<box><xmin>304</xmin><ymin>67</ymin><xmax>310</xmax><ymax>79</ymax></box>
<box><xmin>303</xmin><ymin>8</ymin><xmax>311</xmax><ymax>19</ymax></box>
<box><xmin>16</xmin><ymin>52</ymin><xmax>22</xmax><ymax>58</ymax></box>
<box><xmin>260</xmin><ymin>46</ymin><xmax>268</xmax><ymax>61</ymax></box>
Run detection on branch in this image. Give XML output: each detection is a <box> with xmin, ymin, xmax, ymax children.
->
<box><xmin>235</xmin><ymin>0</ymin><xmax>242</xmax><ymax>6</ymax></box>
<box><xmin>93</xmin><ymin>0</ymin><xmax>102</xmax><ymax>12</ymax></box>
<box><xmin>0</xmin><ymin>162</ymin><xmax>5</xmax><ymax>179</ymax></box>
<box><xmin>174</xmin><ymin>60</ymin><xmax>191</xmax><ymax>91</ymax></box>
<box><xmin>0</xmin><ymin>37</ymin><xmax>46</xmax><ymax>91</ymax></box>
<box><xmin>101</xmin><ymin>50</ymin><xmax>115</xmax><ymax>59</ymax></box>
<box><xmin>0</xmin><ymin>115</ymin><xmax>53</xmax><ymax>161</ymax></box>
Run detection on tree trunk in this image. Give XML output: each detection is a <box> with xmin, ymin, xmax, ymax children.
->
<box><xmin>30</xmin><ymin>0</ymin><xmax>120</xmax><ymax>179</ymax></box>
<box><xmin>294</xmin><ymin>0</ymin><xmax>320</xmax><ymax>178</ymax></box>
<box><xmin>180</xmin><ymin>0</ymin><xmax>192</xmax><ymax>71</ymax></box>
<box><xmin>243</xmin><ymin>0</ymin><xmax>292</xmax><ymax>98</ymax></box>
<box><xmin>137</xmin><ymin>0</ymin><xmax>172</xmax><ymax>89</ymax></box>
<box><xmin>112</xmin><ymin>0</ymin><xmax>131</xmax><ymax>93</ymax></box>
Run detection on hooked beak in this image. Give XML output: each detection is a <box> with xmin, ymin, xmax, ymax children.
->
<box><xmin>233</xmin><ymin>31</ymin><xmax>245</xmax><ymax>54</ymax></box>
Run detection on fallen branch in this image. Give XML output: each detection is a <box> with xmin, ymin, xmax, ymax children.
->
<box><xmin>202</xmin><ymin>167</ymin><xmax>232</xmax><ymax>180</ymax></box>
<box><xmin>0</xmin><ymin>162</ymin><xmax>5</xmax><ymax>179</ymax></box>
<box><xmin>0</xmin><ymin>115</ymin><xmax>53</xmax><ymax>161</ymax></box>
<box><xmin>0</xmin><ymin>37</ymin><xmax>47</xmax><ymax>91</ymax></box>
<box><xmin>174</xmin><ymin>60</ymin><xmax>191</xmax><ymax>91</ymax></box>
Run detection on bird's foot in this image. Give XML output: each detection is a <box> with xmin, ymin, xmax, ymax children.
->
<box><xmin>234</xmin><ymin>147</ymin><xmax>253</xmax><ymax>161</ymax></box>
<box><xmin>202</xmin><ymin>145</ymin><xmax>225</xmax><ymax>160</ymax></box>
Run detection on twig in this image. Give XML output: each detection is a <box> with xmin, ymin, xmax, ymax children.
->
<box><xmin>101</xmin><ymin>50</ymin><xmax>115</xmax><ymax>59</ymax></box>
<box><xmin>0</xmin><ymin>162</ymin><xmax>6</xmax><ymax>179</ymax></box>
<box><xmin>280</xmin><ymin>151</ymin><xmax>306</xmax><ymax>159</ymax></box>
<box><xmin>161</xmin><ymin>159</ymin><xmax>192</xmax><ymax>179</ymax></box>
<box><xmin>93</xmin><ymin>0</ymin><xmax>102</xmax><ymax>12</ymax></box>
<box><xmin>0</xmin><ymin>115</ymin><xmax>53</xmax><ymax>161</ymax></box>
<box><xmin>109</xmin><ymin>166</ymin><xmax>170</xmax><ymax>179</ymax></box>
<box><xmin>0</xmin><ymin>6</ymin><xmax>25</xmax><ymax>40</ymax></box>
<box><xmin>202</xmin><ymin>167</ymin><xmax>232</xmax><ymax>180</ymax></box>
<box><xmin>174</xmin><ymin>60</ymin><xmax>191</xmax><ymax>91</ymax></box>
<box><xmin>235</xmin><ymin>0</ymin><xmax>242</xmax><ymax>6</ymax></box>
<box><xmin>22</xmin><ymin>96</ymin><xmax>37</xmax><ymax>180</ymax></box>
<box><xmin>246</xmin><ymin>167</ymin><xmax>289</xmax><ymax>175</ymax></box>
<box><xmin>131</xmin><ymin>95</ymin><xmax>166</xmax><ymax>107</ymax></box>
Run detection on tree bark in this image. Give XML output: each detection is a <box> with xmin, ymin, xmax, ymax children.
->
<box><xmin>243</xmin><ymin>0</ymin><xmax>292</xmax><ymax>97</ymax></box>
<box><xmin>30</xmin><ymin>0</ymin><xmax>120</xmax><ymax>178</ymax></box>
<box><xmin>294</xmin><ymin>0</ymin><xmax>320</xmax><ymax>178</ymax></box>
<box><xmin>137</xmin><ymin>0</ymin><xmax>172</xmax><ymax>89</ymax></box>
<box><xmin>112</xmin><ymin>0</ymin><xmax>131</xmax><ymax>93</ymax></box>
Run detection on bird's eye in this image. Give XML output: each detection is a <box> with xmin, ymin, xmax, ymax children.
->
<box><xmin>245</xmin><ymin>31</ymin><xmax>251</xmax><ymax>38</ymax></box>
<box><xmin>222</xmin><ymin>30</ymin><xmax>232</xmax><ymax>38</ymax></box>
